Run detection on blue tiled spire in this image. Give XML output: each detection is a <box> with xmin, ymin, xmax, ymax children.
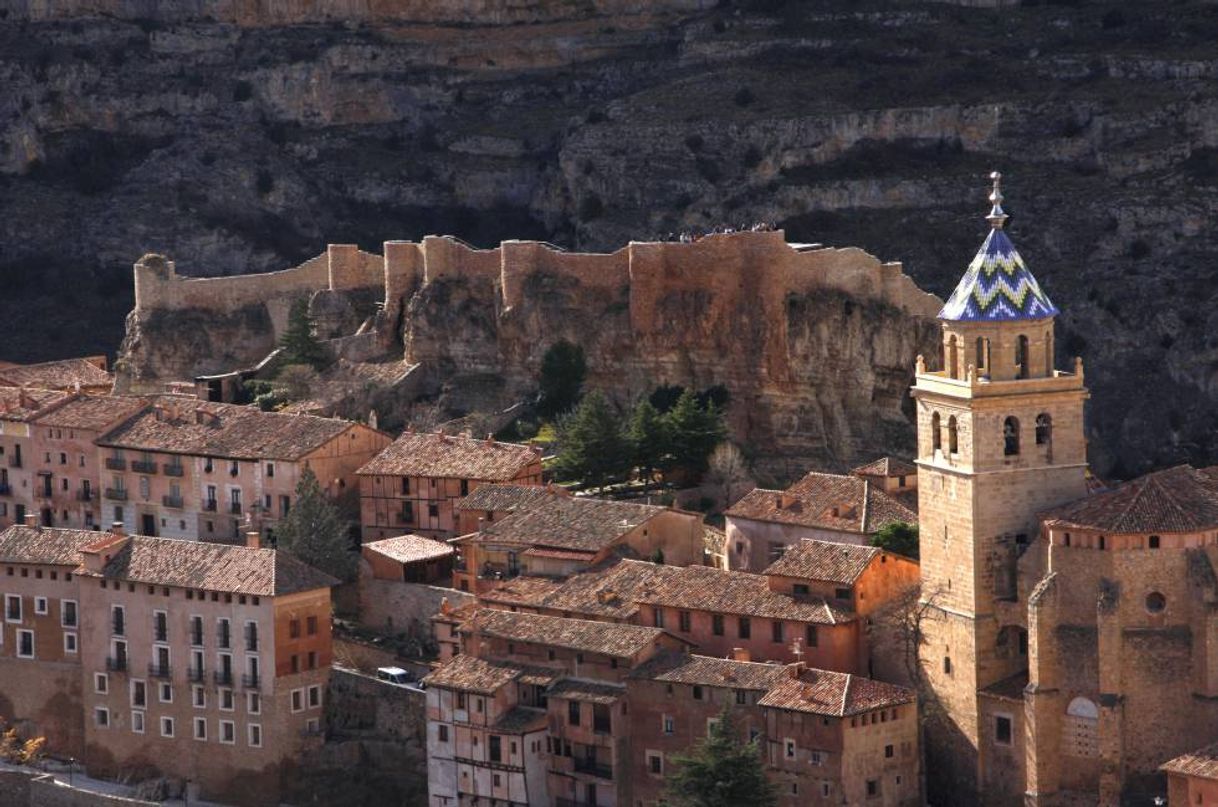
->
<box><xmin>938</xmin><ymin>173</ymin><xmax>1059</xmax><ymax>322</ymax></box>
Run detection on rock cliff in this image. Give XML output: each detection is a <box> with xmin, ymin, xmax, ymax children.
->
<box><xmin>4</xmin><ymin>1</ymin><xmax>1218</xmax><ymax>476</ymax></box>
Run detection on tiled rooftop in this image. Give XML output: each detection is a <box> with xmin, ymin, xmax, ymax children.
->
<box><xmin>83</xmin><ymin>534</ymin><xmax>338</xmax><ymax>596</ymax></box>
<box><xmin>466</xmin><ymin>608</ymin><xmax>678</xmax><ymax>658</ymax></box>
<box><xmin>726</xmin><ymin>472</ymin><xmax>916</xmax><ymax>534</ymax></box>
<box><xmin>0</xmin><ymin>525</ymin><xmax>104</xmax><ymax>566</ymax></box>
<box><xmin>0</xmin><ymin>357</ymin><xmax>114</xmax><ymax>391</ymax></box>
<box><xmin>474</xmin><ymin>496</ymin><xmax>667</xmax><ymax>552</ymax></box>
<box><xmin>97</xmin><ymin>395</ymin><xmax>361</xmax><ymax>460</ymax></box>
<box><xmin>357</xmin><ymin>431</ymin><xmax>539</xmax><ymax>480</ymax></box>
<box><xmin>493</xmin><ymin>706</ymin><xmax>548</xmax><ymax>733</ymax></box>
<box><xmin>32</xmin><ymin>394</ymin><xmax>146</xmax><ymax>432</ymax></box>
<box><xmin>851</xmin><ymin>456</ymin><xmax>917</xmax><ymax>479</ymax></box>
<box><xmin>421</xmin><ymin>654</ymin><xmax>532</xmax><ymax>694</ymax></box>
<box><xmin>545</xmin><ymin>678</ymin><xmax>625</xmax><ymax>704</ymax></box>
<box><xmin>630</xmin><ymin>651</ymin><xmax>791</xmax><ymax>690</ymax></box>
<box><xmin>456</xmin><ymin>483</ymin><xmax>565</xmax><ymax>513</ymax></box>
<box><xmin>364</xmin><ymin>534</ymin><xmax>454</xmax><ymax>565</ymax></box>
<box><xmin>1162</xmin><ymin>742</ymin><xmax>1218</xmax><ymax>781</ymax></box>
<box><xmin>761</xmin><ymin>540</ymin><xmax>881</xmax><ymax>585</ymax></box>
<box><xmin>0</xmin><ymin>387</ymin><xmax>70</xmax><ymax>422</ymax></box>
<box><xmin>1043</xmin><ymin>465</ymin><xmax>1218</xmax><ymax>534</ymax></box>
<box><xmin>757</xmin><ymin>668</ymin><xmax>914</xmax><ymax>717</ymax></box>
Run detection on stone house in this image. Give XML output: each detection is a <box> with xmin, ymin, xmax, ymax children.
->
<box><xmin>1162</xmin><ymin>743</ymin><xmax>1218</xmax><ymax>805</ymax></box>
<box><xmin>0</xmin><ymin>521</ymin><xmax>337</xmax><ymax>806</ymax></box>
<box><xmin>95</xmin><ymin>394</ymin><xmax>391</xmax><ymax>543</ymax></box>
<box><xmin>725</xmin><ymin>462</ymin><xmax>917</xmax><ymax>572</ymax></box>
<box><xmin>453</xmin><ymin>482</ymin><xmax>568</xmax><ymax>538</ymax></box>
<box><xmin>0</xmin><ymin>387</ymin><xmax>71</xmax><ymax>529</ymax></box>
<box><xmin>357</xmin><ymin>431</ymin><xmax>543</xmax><ymax>543</ymax></box>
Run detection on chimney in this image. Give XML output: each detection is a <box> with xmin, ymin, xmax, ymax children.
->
<box><xmin>110</xmin><ymin>521</ymin><xmax>125</xmax><ymax>537</ymax></box>
<box><xmin>23</xmin><ymin>513</ymin><xmax>38</xmax><ymax>530</ymax></box>
<box><xmin>439</xmin><ymin>597</ymin><xmax>452</xmax><ymax>615</ymax></box>
<box><xmin>731</xmin><ymin>647</ymin><xmax>751</xmax><ymax>662</ymax></box>
<box><xmin>786</xmin><ymin>661</ymin><xmax>805</xmax><ymax>680</ymax></box>
<box><xmin>245</xmin><ymin>531</ymin><xmax>261</xmax><ymax>550</ymax></box>
<box><xmin>485</xmin><ymin>433</ymin><xmax>494</xmax><ymax>445</ymax></box>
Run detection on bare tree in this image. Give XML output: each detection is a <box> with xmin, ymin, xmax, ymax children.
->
<box><xmin>706</xmin><ymin>442</ymin><xmax>753</xmax><ymax>509</ymax></box>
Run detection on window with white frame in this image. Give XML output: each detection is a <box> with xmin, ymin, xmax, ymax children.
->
<box><xmin>5</xmin><ymin>594</ymin><xmax>21</xmax><ymax>623</ymax></box>
<box><xmin>291</xmin><ymin>688</ymin><xmax>304</xmax><ymax>713</ymax></box>
<box><xmin>63</xmin><ymin>632</ymin><xmax>77</xmax><ymax>654</ymax></box>
<box><xmin>662</xmin><ymin>714</ymin><xmax>674</xmax><ymax>734</ymax></box>
<box><xmin>307</xmin><ymin>685</ymin><xmax>321</xmax><ymax>709</ymax></box>
<box><xmin>94</xmin><ymin>673</ymin><xmax>108</xmax><ymax>694</ymax></box>
<box><xmin>785</xmin><ymin>738</ymin><xmax>796</xmax><ymax>759</ymax></box>
<box><xmin>647</xmin><ymin>751</ymin><xmax>663</xmax><ymax>775</ymax></box>
<box><xmin>61</xmin><ymin>599</ymin><xmax>77</xmax><ymax>628</ymax></box>
<box><xmin>810</xmin><ymin>750</ymin><xmax>825</xmax><ymax>766</ymax></box>
<box><xmin>159</xmin><ymin>682</ymin><xmax>172</xmax><ymax>703</ymax></box>
<box><xmin>220</xmin><ymin>688</ymin><xmax>234</xmax><ymax>711</ymax></box>
<box><xmin>131</xmin><ymin>711</ymin><xmax>145</xmax><ymax>734</ymax></box>
<box><xmin>34</xmin><ymin>597</ymin><xmax>47</xmax><ymax>615</ymax></box>
<box><xmin>193</xmin><ymin>717</ymin><xmax>207</xmax><ymax>741</ymax></box>
<box><xmin>305</xmin><ymin>718</ymin><xmax>320</xmax><ymax>734</ymax></box>
<box><xmin>130</xmin><ymin>680</ymin><xmax>147</xmax><ymax>708</ymax></box>
<box><xmin>16</xmin><ymin>630</ymin><xmax>33</xmax><ymax>659</ymax></box>
<box><xmin>160</xmin><ymin>717</ymin><xmax>174</xmax><ymax>738</ymax></box>
<box><xmin>247</xmin><ymin>692</ymin><xmax>261</xmax><ymax>715</ymax></box>
<box><xmin>95</xmin><ymin>708</ymin><xmax>109</xmax><ymax>728</ymax></box>
<box><xmin>248</xmin><ymin>724</ymin><xmax>262</xmax><ymax>748</ymax></box>
<box><xmin>192</xmin><ymin>685</ymin><xmax>206</xmax><ymax>709</ymax></box>
<box><xmin>219</xmin><ymin>720</ymin><xmax>235</xmax><ymax>745</ymax></box>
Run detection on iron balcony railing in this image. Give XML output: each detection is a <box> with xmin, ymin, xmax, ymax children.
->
<box><xmin>131</xmin><ymin>460</ymin><xmax>157</xmax><ymax>474</ymax></box>
<box><xmin>229</xmin><ymin>503</ymin><xmax>242</xmax><ymax>515</ymax></box>
<box><xmin>104</xmin><ymin>458</ymin><xmax>126</xmax><ymax>471</ymax></box>
<box><xmin>162</xmin><ymin>464</ymin><xmax>185</xmax><ymax>477</ymax></box>
<box><xmin>105</xmin><ymin>488</ymin><xmax>128</xmax><ymax>501</ymax></box>
<box><xmin>7</xmin><ymin>456</ymin><xmax>21</xmax><ymax>469</ymax></box>
<box><xmin>214</xmin><ymin>670</ymin><xmax>234</xmax><ymax>686</ymax></box>
<box><xmin>0</xmin><ymin>483</ymin><xmax>10</xmax><ymax>496</ymax></box>
<box><xmin>162</xmin><ymin>495</ymin><xmax>184</xmax><ymax>509</ymax></box>
<box><xmin>203</xmin><ymin>499</ymin><xmax>218</xmax><ymax>512</ymax></box>
<box><xmin>75</xmin><ymin>489</ymin><xmax>92</xmax><ymax>501</ymax></box>
<box><xmin>187</xmin><ymin>667</ymin><xmax>205</xmax><ymax>683</ymax></box>
<box><xmin>572</xmin><ymin>758</ymin><xmax>613</xmax><ymax>780</ymax></box>
<box><xmin>242</xmin><ymin>673</ymin><xmax>261</xmax><ymax>690</ymax></box>
<box><xmin>147</xmin><ymin>662</ymin><xmax>172</xmax><ymax>679</ymax></box>
<box><xmin>105</xmin><ymin>656</ymin><xmax>128</xmax><ymax>672</ymax></box>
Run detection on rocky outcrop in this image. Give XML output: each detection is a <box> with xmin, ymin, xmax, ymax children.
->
<box><xmin>5</xmin><ymin>2</ymin><xmax>1218</xmax><ymax>476</ymax></box>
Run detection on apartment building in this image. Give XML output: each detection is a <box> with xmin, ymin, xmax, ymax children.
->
<box><xmin>357</xmin><ymin>431</ymin><xmax>543</xmax><ymax>542</ymax></box>
<box><xmin>0</xmin><ymin>387</ymin><xmax>71</xmax><ymax>529</ymax></box>
<box><xmin>28</xmin><ymin>395</ymin><xmax>147</xmax><ymax>531</ymax></box>
<box><xmin>423</xmin><ymin>607</ymin><xmax>919</xmax><ymax>807</ymax></box>
<box><xmin>95</xmin><ymin>394</ymin><xmax>390</xmax><ymax>542</ymax></box>
<box><xmin>0</xmin><ymin>521</ymin><xmax>337</xmax><ymax>806</ymax></box>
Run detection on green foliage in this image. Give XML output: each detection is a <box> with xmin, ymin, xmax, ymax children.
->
<box><xmin>665</xmin><ymin>389</ymin><xmax>727</xmax><ymax>476</ymax></box>
<box><xmin>553</xmin><ymin>391</ymin><xmax>631</xmax><ymax>488</ymax></box>
<box><xmin>649</xmin><ymin>384</ymin><xmax>687</xmax><ymax>414</ymax></box>
<box><xmin>275</xmin><ymin>468</ymin><xmax>356</xmax><ymax>582</ymax></box>
<box><xmin>627</xmin><ymin>398</ymin><xmax>670</xmax><ymax>487</ymax></box>
<box><xmin>664</xmin><ymin>705</ymin><xmax>777</xmax><ymax>807</ymax></box>
<box><xmin>277</xmin><ymin>298</ymin><xmax>329</xmax><ymax>370</ymax></box>
<box><xmin>537</xmin><ymin>340</ymin><xmax>587</xmax><ymax>418</ymax></box>
<box><xmin>871</xmin><ymin>520</ymin><xmax>920</xmax><ymax>560</ymax></box>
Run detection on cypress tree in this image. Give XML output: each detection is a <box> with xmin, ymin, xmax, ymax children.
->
<box><xmin>626</xmin><ymin>398</ymin><xmax>670</xmax><ymax>488</ymax></box>
<box><xmin>666</xmin><ymin>389</ymin><xmax>727</xmax><ymax>476</ymax></box>
<box><xmin>275</xmin><ymin>467</ymin><xmax>355</xmax><ymax>581</ymax></box>
<box><xmin>278</xmin><ymin>298</ymin><xmax>329</xmax><ymax>370</ymax></box>
<box><xmin>554</xmin><ymin>391</ymin><xmax>630</xmax><ymax>488</ymax></box>
<box><xmin>664</xmin><ymin>705</ymin><xmax>777</xmax><ymax>807</ymax></box>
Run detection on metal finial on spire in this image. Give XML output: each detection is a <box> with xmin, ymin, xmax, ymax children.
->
<box><xmin>986</xmin><ymin>170</ymin><xmax>1008</xmax><ymax>230</ymax></box>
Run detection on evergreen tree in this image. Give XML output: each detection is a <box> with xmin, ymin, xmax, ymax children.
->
<box><xmin>665</xmin><ymin>389</ymin><xmax>727</xmax><ymax>476</ymax></box>
<box><xmin>664</xmin><ymin>705</ymin><xmax>777</xmax><ymax>807</ymax></box>
<box><xmin>871</xmin><ymin>520</ymin><xmax>920</xmax><ymax>560</ymax></box>
<box><xmin>554</xmin><ymin>391</ymin><xmax>631</xmax><ymax>488</ymax></box>
<box><xmin>278</xmin><ymin>298</ymin><xmax>329</xmax><ymax>370</ymax></box>
<box><xmin>275</xmin><ymin>467</ymin><xmax>356</xmax><ymax>581</ymax></box>
<box><xmin>626</xmin><ymin>398</ymin><xmax>669</xmax><ymax>488</ymax></box>
<box><xmin>537</xmin><ymin>340</ymin><xmax>586</xmax><ymax>418</ymax></box>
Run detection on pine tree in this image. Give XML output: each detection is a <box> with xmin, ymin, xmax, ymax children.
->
<box><xmin>537</xmin><ymin>340</ymin><xmax>586</xmax><ymax>418</ymax></box>
<box><xmin>554</xmin><ymin>391</ymin><xmax>631</xmax><ymax>489</ymax></box>
<box><xmin>666</xmin><ymin>389</ymin><xmax>727</xmax><ymax>477</ymax></box>
<box><xmin>626</xmin><ymin>398</ymin><xmax>670</xmax><ymax>488</ymax></box>
<box><xmin>275</xmin><ymin>467</ymin><xmax>355</xmax><ymax>581</ymax></box>
<box><xmin>664</xmin><ymin>705</ymin><xmax>777</xmax><ymax>807</ymax></box>
<box><xmin>278</xmin><ymin>298</ymin><xmax>329</xmax><ymax>370</ymax></box>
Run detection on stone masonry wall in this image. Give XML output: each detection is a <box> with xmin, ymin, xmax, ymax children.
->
<box><xmin>0</xmin><ymin>770</ymin><xmax>157</xmax><ymax>807</ymax></box>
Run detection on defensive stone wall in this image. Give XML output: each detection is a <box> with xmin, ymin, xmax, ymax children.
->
<box><xmin>0</xmin><ymin>770</ymin><xmax>157</xmax><ymax>807</ymax></box>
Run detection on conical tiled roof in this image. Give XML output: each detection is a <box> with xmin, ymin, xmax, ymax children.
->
<box><xmin>938</xmin><ymin>228</ymin><xmax>1058</xmax><ymax>322</ymax></box>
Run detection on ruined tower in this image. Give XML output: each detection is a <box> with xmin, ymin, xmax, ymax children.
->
<box><xmin>912</xmin><ymin>174</ymin><xmax>1089</xmax><ymax>804</ymax></box>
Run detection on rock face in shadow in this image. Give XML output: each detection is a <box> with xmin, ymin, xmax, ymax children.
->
<box><xmin>5</xmin><ymin>2</ymin><xmax>1218</xmax><ymax>476</ymax></box>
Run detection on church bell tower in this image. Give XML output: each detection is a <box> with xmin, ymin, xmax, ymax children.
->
<box><xmin>912</xmin><ymin>173</ymin><xmax>1089</xmax><ymax>803</ymax></box>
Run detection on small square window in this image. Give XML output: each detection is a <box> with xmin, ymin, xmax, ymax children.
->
<box><xmin>159</xmin><ymin>683</ymin><xmax>173</xmax><ymax>703</ymax></box>
<box><xmin>64</xmin><ymin>632</ymin><xmax>77</xmax><ymax>654</ymax></box>
<box><xmin>34</xmin><ymin>597</ymin><xmax>48</xmax><ymax>615</ymax></box>
<box><xmin>95</xmin><ymin>708</ymin><xmax>110</xmax><ymax>728</ymax></box>
<box><xmin>160</xmin><ymin>717</ymin><xmax>175</xmax><ymax>738</ymax></box>
<box><xmin>95</xmin><ymin>673</ymin><xmax>108</xmax><ymax>694</ymax></box>
<box><xmin>995</xmin><ymin>715</ymin><xmax>1013</xmax><ymax>746</ymax></box>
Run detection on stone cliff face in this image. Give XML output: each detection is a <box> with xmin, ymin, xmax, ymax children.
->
<box><xmin>4</xmin><ymin>1</ymin><xmax>1218</xmax><ymax>476</ymax></box>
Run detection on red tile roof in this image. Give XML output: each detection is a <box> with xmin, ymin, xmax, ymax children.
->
<box><xmin>726</xmin><ymin>472</ymin><xmax>916</xmax><ymax>534</ymax></box>
<box><xmin>0</xmin><ymin>358</ymin><xmax>113</xmax><ymax>391</ymax></box>
<box><xmin>465</xmin><ymin>608</ymin><xmax>682</xmax><ymax>658</ymax></box>
<box><xmin>0</xmin><ymin>525</ymin><xmax>105</xmax><ymax>566</ymax></box>
<box><xmin>358</xmin><ymin>431</ymin><xmax>540</xmax><ymax>480</ymax></box>
<box><xmin>364</xmin><ymin>534</ymin><xmax>454</xmax><ymax>565</ymax></box>
<box><xmin>761</xmin><ymin>540</ymin><xmax>882</xmax><ymax>585</ymax></box>
<box><xmin>1042</xmin><ymin>465</ymin><xmax>1218</xmax><ymax>534</ymax></box>
<box><xmin>32</xmin><ymin>395</ymin><xmax>146</xmax><ymax>432</ymax></box>
<box><xmin>630</xmin><ymin>651</ymin><xmax>791</xmax><ymax>690</ymax></box>
<box><xmin>545</xmin><ymin>678</ymin><xmax>625</xmax><ymax>704</ymax></box>
<box><xmin>851</xmin><ymin>456</ymin><xmax>917</xmax><ymax>479</ymax></box>
<box><xmin>1162</xmin><ymin>742</ymin><xmax>1218</xmax><ymax>781</ymax></box>
<box><xmin>479</xmin><ymin>576</ymin><xmax>567</xmax><ymax>610</ymax></box>
<box><xmin>0</xmin><ymin>388</ymin><xmax>71</xmax><ymax>422</ymax></box>
<box><xmin>757</xmin><ymin>668</ymin><xmax>914</xmax><ymax>717</ymax></box>
<box><xmin>98</xmin><ymin>395</ymin><xmax>365</xmax><ymax>460</ymax></box>
<box><xmin>421</xmin><ymin>654</ymin><xmax>538</xmax><ymax>694</ymax></box>
<box><xmin>493</xmin><ymin>706</ymin><xmax>548</xmax><ymax>733</ymax></box>
<box><xmin>82</xmin><ymin>535</ymin><xmax>338</xmax><ymax>596</ymax></box>
<box><xmin>456</xmin><ymin>483</ymin><xmax>565</xmax><ymax>514</ymax></box>
<box><xmin>473</xmin><ymin>496</ymin><xmax>668</xmax><ymax>552</ymax></box>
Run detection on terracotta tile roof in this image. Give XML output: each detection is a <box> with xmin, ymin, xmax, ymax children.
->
<box><xmin>357</xmin><ymin>431</ymin><xmax>540</xmax><ymax>480</ymax></box>
<box><xmin>456</xmin><ymin>483</ymin><xmax>565</xmax><ymax>514</ymax></box>
<box><xmin>520</xmin><ymin>547</ymin><xmax>597</xmax><ymax>561</ymax></box>
<box><xmin>421</xmin><ymin>654</ymin><xmax>531</xmax><ymax>694</ymax></box>
<box><xmin>97</xmin><ymin>395</ymin><xmax>361</xmax><ymax>460</ymax></box>
<box><xmin>851</xmin><ymin>457</ymin><xmax>917</xmax><ymax>479</ymax></box>
<box><xmin>480</xmin><ymin>576</ymin><xmax>567</xmax><ymax>609</ymax></box>
<box><xmin>32</xmin><ymin>395</ymin><xmax>146</xmax><ymax>432</ymax></box>
<box><xmin>1042</xmin><ymin>465</ymin><xmax>1218</xmax><ymax>534</ymax></box>
<box><xmin>0</xmin><ymin>388</ymin><xmax>71</xmax><ymax>422</ymax></box>
<box><xmin>979</xmin><ymin>671</ymin><xmax>1027</xmax><ymax>702</ymax></box>
<box><xmin>364</xmin><ymin>534</ymin><xmax>454</xmax><ymax>565</ymax></box>
<box><xmin>80</xmin><ymin>535</ymin><xmax>337</xmax><ymax>596</ymax></box>
<box><xmin>761</xmin><ymin>540</ymin><xmax>881</xmax><ymax>585</ymax></box>
<box><xmin>726</xmin><ymin>472</ymin><xmax>916</xmax><ymax>534</ymax></box>
<box><xmin>1162</xmin><ymin>742</ymin><xmax>1218</xmax><ymax>781</ymax></box>
<box><xmin>545</xmin><ymin>678</ymin><xmax>625</xmax><ymax>704</ymax></box>
<box><xmin>0</xmin><ymin>525</ymin><xmax>102</xmax><ymax>566</ymax></box>
<box><xmin>0</xmin><ymin>358</ymin><xmax>113</xmax><ymax>391</ymax></box>
<box><xmin>493</xmin><ymin>706</ymin><xmax>548</xmax><ymax>733</ymax></box>
<box><xmin>757</xmin><ymin>668</ymin><xmax>914</xmax><ymax>717</ymax></box>
<box><xmin>465</xmin><ymin>608</ymin><xmax>680</xmax><ymax>658</ymax></box>
<box><xmin>631</xmin><ymin>562</ymin><xmax>853</xmax><ymax>625</ymax></box>
<box><xmin>630</xmin><ymin>651</ymin><xmax>791</xmax><ymax>690</ymax></box>
<box><xmin>474</xmin><ymin>496</ymin><xmax>667</xmax><ymax>552</ymax></box>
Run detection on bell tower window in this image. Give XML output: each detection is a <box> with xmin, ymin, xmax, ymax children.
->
<box><xmin>1003</xmin><ymin>417</ymin><xmax>1020</xmax><ymax>456</ymax></box>
<box><xmin>1016</xmin><ymin>335</ymin><xmax>1029</xmax><ymax>379</ymax></box>
<box><xmin>947</xmin><ymin>417</ymin><xmax>959</xmax><ymax>454</ymax></box>
<box><xmin>1035</xmin><ymin>413</ymin><xmax>1052</xmax><ymax>446</ymax></box>
<box><xmin>947</xmin><ymin>336</ymin><xmax>959</xmax><ymax>380</ymax></box>
<box><xmin>932</xmin><ymin>413</ymin><xmax>941</xmax><ymax>453</ymax></box>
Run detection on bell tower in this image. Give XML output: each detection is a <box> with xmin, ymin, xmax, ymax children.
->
<box><xmin>912</xmin><ymin>173</ymin><xmax>1089</xmax><ymax>803</ymax></box>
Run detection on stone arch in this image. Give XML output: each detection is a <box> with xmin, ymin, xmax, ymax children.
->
<box><xmin>1035</xmin><ymin>413</ymin><xmax>1052</xmax><ymax>446</ymax></box>
<box><xmin>931</xmin><ymin>412</ymin><xmax>942</xmax><ymax>453</ymax></box>
<box><xmin>1064</xmin><ymin>697</ymin><xmax>1099</xmax><ymax>758</ymax></box>
<box><xmin>947</xmin><ymin>415</ymin><xmax>959</xmax><ymax>454</ymax></box>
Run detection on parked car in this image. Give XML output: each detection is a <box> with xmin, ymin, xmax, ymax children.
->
<box><xmin>376</xmin><ymin>666</ymin><xmax>413</xmax><ymax>685</ymax></box>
